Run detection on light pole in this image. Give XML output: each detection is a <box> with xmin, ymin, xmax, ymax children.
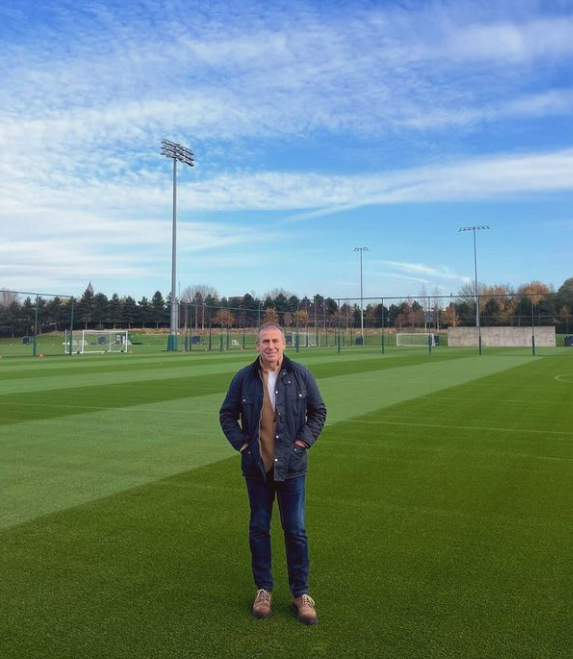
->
<box><xmin>354</xmin><ymin>247</ymin><xmax>369</xmax><ymax>341</ymax></box>
<box><xmin>458</xmin><ymin>225</ymin><xmax>490</xmax><ymax>354</ymax></box>
<box><xmin>161</xmin><ymin>139</ymin><xmax>194</xmax><ymax>351</ymax></box>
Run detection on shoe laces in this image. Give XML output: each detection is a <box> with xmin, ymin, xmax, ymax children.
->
<box><xmin>299</xmin><ymin>594</ymin><xmax>315</xmax><ymax>608</ymax></box>
<box><xmin>255</xmin><ymin>589</ymin><xmax>271</xmax><ymax>604</ymax></box>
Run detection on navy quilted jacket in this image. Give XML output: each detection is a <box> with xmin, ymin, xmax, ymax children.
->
<box><xmin>219</xmin><ymin>355</ymin><xmax>326</xmax><ymax>481</ymax></box>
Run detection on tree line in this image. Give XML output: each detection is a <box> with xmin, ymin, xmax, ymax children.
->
<box><xmin>1</xmin><ymin>277</ymin><xmax>572</xmax><ymax>337</ymax></box>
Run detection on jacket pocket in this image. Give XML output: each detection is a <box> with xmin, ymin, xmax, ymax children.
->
<box><xmin>287</xmin><ymin>387</ymin><xmax>307</xmax><ymax>416</ymax></box>
<box><xmin>288</xmin><ymin>387</ymin><xmax>307</xmax><ymax>401</ymax></box>
<box><xmin>288</xmin><ymin>444</ymin><xmax>308</xmax><ymax>476</ymax></box>
<box><xmin>239</xmin><ymin>395</ymin><xmax>256</xmax><ymax>439</ymax></box>
<box><xmin>241</xmin><ymin>447</ymin><xmax>260</xmax><ymax>478</ymax></box>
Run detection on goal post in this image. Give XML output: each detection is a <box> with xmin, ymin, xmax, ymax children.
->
<box><xmin>64</xmin><ymin>330</ymin><xmax>131</xmax><ymax>354</ymax></box>
<box><xmin>286</xmin><ymin>332</ymin><xmax>318</xmax><ymax>348</ymax></box>
<box><xmin>396</xmin><ymin>332</ymin><xmax>437</xmax><ymax>347</ymax></box>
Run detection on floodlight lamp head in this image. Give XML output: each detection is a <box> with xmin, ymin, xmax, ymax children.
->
<box><xmin>161</xmin><ymin>139</ymin><xmax>195</xmax><ymax>167</ymax></box>
<box><xmin>458</xmin><ymin>225</ymin><xmax>491</xmax><ymax>233</ymax></box>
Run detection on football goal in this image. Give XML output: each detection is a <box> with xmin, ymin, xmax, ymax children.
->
<box><xmin>64</xmin><ymin>330</ymin><xmax>131</xmax><ymax>354</ymax></box>
<box><xmin>396</xmin><ymin>332</ymin><xmax>436</xmax><ymax>347</ymax></box>
<box><xmin>288</xmin><ymin>332</ymin><xmax>318</xmax><ymax>348</ymax></box>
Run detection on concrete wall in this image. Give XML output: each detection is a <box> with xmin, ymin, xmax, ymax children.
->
<box><xmin>448</xmin><ymin>326</ymin><xmax>556</xmax><ymax>347</ymax></box>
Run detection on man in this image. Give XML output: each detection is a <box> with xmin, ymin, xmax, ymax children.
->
<box><xmin>219</xmin><ymin>322</ymin><xmax>326</xmax><ymax>625</ymax></box>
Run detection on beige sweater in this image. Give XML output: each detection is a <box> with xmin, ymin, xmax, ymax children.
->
<box><xmin>259</xmin><ymin>367</ymin><xmax>277</xmax><ymax>473</ymax></box>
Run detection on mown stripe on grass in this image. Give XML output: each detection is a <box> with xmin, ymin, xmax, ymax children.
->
<box><xmin>1</xmin><ymin>392</ymin><xmax>572</xmax><ymax>659</ymax></box>
<box><xmin>1</xmin><ymin>354</ymin><xmax>533</xmax><ymax>530</ymax></box>
<box><xmin>0</xmin><ymin>350</ymin><xmax>472</xmax><ymax>426</ymax></box>
<box><xmin>321</xmin><ymin>353</ymin><xmax>533</xmax><ymax>425</ymax></box>
<box><xmin>0</xmin><ymin>346</ymin><xmax>471</xmax><ymax>393</ymax></box>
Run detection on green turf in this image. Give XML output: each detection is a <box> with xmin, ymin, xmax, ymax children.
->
<box><xmin>1</xmin><ymin>346</ymin><xmax>572</xmax><ymax>658</ymax></box>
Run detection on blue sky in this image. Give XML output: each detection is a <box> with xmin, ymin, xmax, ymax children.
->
<box><xmin>1</xmin><ymin>0</ymin><xmax>572</xmax><ymax>303</ymax></box>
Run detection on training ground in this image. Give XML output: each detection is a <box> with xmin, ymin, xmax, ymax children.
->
<box><xmin>1</xmin><ymin>344</ymin><xmax>572</xmax><ymax>658</ymax></box>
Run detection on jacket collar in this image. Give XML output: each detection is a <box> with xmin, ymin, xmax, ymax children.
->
<box><xmin>251</xmin><ymin>353</ymin><xmax>294</xmax><ymax>375</ymax></box>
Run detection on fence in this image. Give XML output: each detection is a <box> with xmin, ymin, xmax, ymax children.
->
<box><xmin>1</xmin><ymin>289</ymin><xmax>571</xmax><ymax>357</ymax></box>
<box><xmin>0</xmin><ymin>290</ymin><xmax>75</xmax><ymax>357</ymax></box>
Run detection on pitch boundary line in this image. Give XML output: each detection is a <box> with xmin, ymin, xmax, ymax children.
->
<box><xmin>0</xmin><ymin>401</ymin><xmax>210</xmax><ymax>414</ymax></box>
<box><xmin>352</xmin><ymin>418</ymin><xmax>573</xmax><ymax>437</ymax></box>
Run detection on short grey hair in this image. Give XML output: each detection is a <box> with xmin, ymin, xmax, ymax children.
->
<box><xmin>256</xmin><ymin>322</ymin><xmax>285</xmax><ymax>340</ymax></box>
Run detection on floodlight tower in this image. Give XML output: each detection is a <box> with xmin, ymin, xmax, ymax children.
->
<box><xmin>354</xmin><ymin>246</ymin><xmax>369</xmax><ymax>341</ymax></box>
<box><xmin>458</xmin><ymin>225</ymin><xmax>490</xmax><ymax>354</ymax></box>
<box><xmin>161</xmin><ymin>139</ymin><xmax>194</xmax><ymax>352</ymax></box>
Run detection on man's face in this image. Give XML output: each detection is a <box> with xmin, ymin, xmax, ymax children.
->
<box><xmin>256</xmin><ymin>328</ymin><xmax>286</xmax><ymax>369</ymax></box>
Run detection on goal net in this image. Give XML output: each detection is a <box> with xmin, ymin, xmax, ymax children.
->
<box><xmin>396</xmin><ymin>332</ymin><xmax>436</xmax><ymax>347</ymax></box>
<box><xmin>64</xmin><ymin>330</ymin><xmax>130</xmax><ymax>354</ymax></box>
<box><xmin>289</xmin><ymin>332</ymin><xmax>318</xmax><ymax>348</ymax></box>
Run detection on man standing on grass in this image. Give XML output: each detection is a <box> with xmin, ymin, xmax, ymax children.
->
<box><xmin>219</xmin><ymin>322</ymin><xmax>326</xmax><ymax>625</ymax></box>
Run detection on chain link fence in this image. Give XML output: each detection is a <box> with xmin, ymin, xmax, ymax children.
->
<box><xmin>0</xmin><ymin>290</ymin><xmax>75</xmax><ymax>357</ymax></box>
<box><xmin>1</xmin><ymin>289</ymin><xmax>571</xmax><ymax>357</ymax></box>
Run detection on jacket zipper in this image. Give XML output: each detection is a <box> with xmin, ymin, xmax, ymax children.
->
<box><xmin>257</xmin><ymin>370</ymin><xmax>264</xmax><ymax>462</ymax></box>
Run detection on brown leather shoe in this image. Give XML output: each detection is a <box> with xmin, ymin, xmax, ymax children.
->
<box><xmin>252</xmin><ymin>589</ymin><xmax>272</xmax><ymax>619</ymax></box>
<box><xmin>292</xmin><ymin>594</ymin><xmax>318</xmax><ymax>625</ymax></box>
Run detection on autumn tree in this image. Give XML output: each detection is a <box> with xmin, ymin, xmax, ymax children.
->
<box><xmin>294</xmin><ymin>309</ymin><xmax>309</xmax><ymax>328</ymax></box>
<box><xmin>263</xmin><ymin>308</ymin><xmax>279</xmax><ymax>324</ymax></box>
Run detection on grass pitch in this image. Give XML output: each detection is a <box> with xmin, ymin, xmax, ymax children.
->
<box><xmin>1</xmin><ymin>346</ymin><xmax>572</xmax><ymax>659</ymax></box>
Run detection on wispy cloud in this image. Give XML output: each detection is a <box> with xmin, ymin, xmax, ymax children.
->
<box><xmin>201</xmin><ymin>148</ymin><xmax>573</xmax><ymax>213</ymax></box>
<box><xmin>379</xmin><ymin>261</ymin><xmax>464</xmax><ymax>281</ymax></box>
<box><xmin>1</xmin><ymin>0</ymin><xmax>573</xmax><ymax>296</ymax></box>
<box><xmin>2</xmin><ymin>1</ymin><xmax>573</xmax><ymax>165</ymax></box>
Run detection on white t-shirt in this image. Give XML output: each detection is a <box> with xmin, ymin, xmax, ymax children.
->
<box><xmin>267</xmin><ymin>370</ymin><xmax>278</xmax><ymax>410</ymax></box>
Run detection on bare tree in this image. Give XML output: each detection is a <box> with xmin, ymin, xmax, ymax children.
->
<box><xmin>181</xmin><ymin>284</ymin><xmax>219</xmax><ymax>330</ymax></box>
<box><xmin>0</xmin><ymin>289</ymin><xmax>19</xmax><ymax>308</ymax></box>
<box><xmin>418</xmin><ymin>286</ymin><xmax>429</xmax><ymax>331</ymax></box>
<box><xmin>181</xmin><ymin>284</ymin><xmax>219</xmax><ymax>303</ymax></box>
<box><xmin>457</xmin><ymin>281</ymin><xmax>488</xmax><ymax>302</ymax></box>
<box><xmin>431</xmin><ymin>286</ymin><xmax>442</xmax><ymax>331</ymax></box>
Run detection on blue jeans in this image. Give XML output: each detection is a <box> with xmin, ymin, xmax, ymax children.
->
<box><xmin>245</xmin><ymin>471</ymin><xmax>309</xmax><ymax>598</ymax></box>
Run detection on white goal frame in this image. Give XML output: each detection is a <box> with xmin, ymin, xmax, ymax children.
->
<box><xmin>396</xmin><ymin>332</ymin><xmax>436</xmax><ymax>347</ymax></box>
<box><xmin>64</xmin><ymin>330</ymin><xmax>130</xmax><ymax>354</ymax></box>
<box><xmin>293</xmin><ymin>331</ymin><xmax>318</xmax><ymax>348</ymax></box>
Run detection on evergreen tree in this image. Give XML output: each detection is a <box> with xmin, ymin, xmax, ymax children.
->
<box><xmin>22</xmin><ymin>297</ymin><xmax>35</xmax><ymax>335</ymax></box>
<box><xmin>138</xmin><ymin>297</ymin><xmax>152</xmax><ymax>328</ymax></box>
<box><xmin>77</xmin><ymin>286</ymin><xmax>95</xmax><ymax>329</ymax></box>
<box><xmin>151</xmin><ymin>291</ymin><xmax>167</xmax><ymax>329</ymax></box>
<box><xmin>122</xmin><ymin>296</ymin><xmax>138</xmax><ymax>329</ymax></box>
<box><xmin>240</xmin><ymin>293</ymin><xmax>260</xmax><ymax>327</ymax></box>
<box><xmin>93</xmin><ymin>293</ymin><xmax>109</xmax><ymax>329</ymax></box>
<box><xmin>108</xmin><ymin>293</ymin><xmax>123</xmax><ymax>327</ymax></box>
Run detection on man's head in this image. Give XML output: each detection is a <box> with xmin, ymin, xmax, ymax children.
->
<box><xmin>256</xmin><ymin>322</ymin><xmax>286</xmax><ymax>371</ymax></box>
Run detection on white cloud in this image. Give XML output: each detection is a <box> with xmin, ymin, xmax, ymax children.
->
<box><xmin>442</xmin><ymin>16</ymin><xmax>573</xmax><ymax>63</ymax></box>
<box><xmin>2</xmin><ymin>1</ymin><xmax>573</xmax><ymax>297</ymax></box>
<box><xmin>379</xmin><ymin>261</ymin><xmax>464</xmax><ymax>281</ymax></box>
<box><xmin>194</xmin><ymin>148</ymin><xmax>573</xmax><ymax>212</ymax></box>
<box><xmin>1</xmin><ymin>136</ymin><xmax>572</xmax><ymax>292</ymax></box>
<box><xmin>2</xmin><ymin>0</ymin><xmax>573</xmax><ymax>173</ymax></box>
